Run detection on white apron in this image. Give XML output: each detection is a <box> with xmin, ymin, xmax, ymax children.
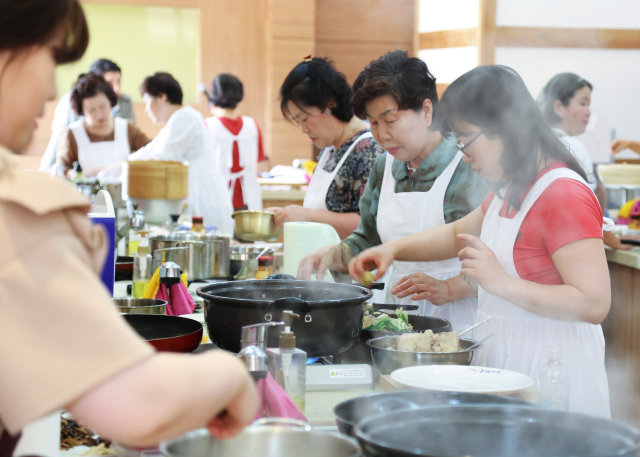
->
<box><xmin>473</xmin><ymin>167</ymin><xmax>610</xmax><ymax>418</ymax></box>
<box><xmin>376</xmin><ymin>151</ymin><xmax>478</xmax><ymax>331</ymax></box>
<box><xmin>303</xmin><ymin>132</ymin><xmax>373</xmax><ymax>210</ymax></box>
<box><xmin>205</xmin><ymin>116</ymin><xmax>262</xmax><ymax>210</ymax></box>
<box><xmin>70</xmin><ymin>117</ymin><xmax>130</xmax><ymax>171</ymax></box>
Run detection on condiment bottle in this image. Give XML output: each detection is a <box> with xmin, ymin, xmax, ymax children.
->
<box><xmin>71</xmin><ymin>161</ymin><xmax>84</xmax><ymax>184</ymax></box>
<box><xmin>267</xmin><ymin>311</ymin><xmax>307</xmax><ymax>412</ymax></box>
<box><xmin>191</xmin><ymin>216</ymin><xmax>206</xmax><ymax>233</ymax></box>
<box><xmin>538</xmin><ymin>345</ymin><xmax>570</xmax><ymax>411</ymax></box>
<box><xmin>255</xmin><ymin>256</ymin><xmax>276</xmax><ymax>280</ymax></box>
<box><xmin>132</xmin><ymin>236</ymin><xmax>152</xmax><ymax>298</ymax></box>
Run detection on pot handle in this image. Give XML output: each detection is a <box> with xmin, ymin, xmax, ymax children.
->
<box><xmin>251</xmin><ymin>418</ymin><xmax>313</xmax><ymax>431</ymax></box>
<box><xmin>266</xmin><ymin>297</ymin><xmax>312</xmax><ymax>314</ymax></box>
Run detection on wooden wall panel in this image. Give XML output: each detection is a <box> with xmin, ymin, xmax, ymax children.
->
<box><xmin>496</xmin><ymin>27</ymin><xmax>640</xmax><ymax>49</ymax></box>
<box><xmin>272</xmin><ymin>0</ymin><xmax>316</xmax><ymax>39</ymax></box>
<box><xmin>419</xmin><ymin>28</ymin><xmax>477</xmax><ymax>50</ymax></box>
<box><xmin>270</xmin><ymin>39</ymin><xmax>316</xmax><ymax>119</ymax></box>
<box><xmin>271</xmin><ymin>119</ymin><xmax>314</xmax><ymax>166</ymax></box>
<box><xmin>477</xmin><ymin>0</ymin><xmax>497</xmax><ymax>65</ymax></box>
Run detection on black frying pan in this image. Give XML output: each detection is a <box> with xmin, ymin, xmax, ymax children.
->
<box><xmin>123</xmin><ymin>314</ymin><xmax>203</xmax><ymax>353</ymax></box>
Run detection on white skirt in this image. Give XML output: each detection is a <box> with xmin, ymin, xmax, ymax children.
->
<box><xmin>472</xmin><ymin>309</ymin><xmax>611</xmax><ymax>418</ymax></box>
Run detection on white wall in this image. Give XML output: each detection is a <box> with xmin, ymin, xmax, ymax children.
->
<box><xmin>495</xmin><ymin>0</ymin><xmax>640</xmax><ymax>162</ymax></box>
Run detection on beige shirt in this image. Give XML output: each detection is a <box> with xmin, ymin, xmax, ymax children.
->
<box><xmin>0</xmin><ymin>146</ymin><xmax>154</xmax><ymax>436</ymax></box>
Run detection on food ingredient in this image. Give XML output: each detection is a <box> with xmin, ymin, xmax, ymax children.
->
<box><xmin>359</xmin><ymin>271</ymin><xmax>375</xmax><ymax>287</ymax></box>
<box><xmin>363</xmin><ymin>308</ymin><xmax>413</xmax><ymax>332</ymax></box>
<box><xmin>82</xmin><ymin>443</ymin><xmax>116</xmax><ymax>456</ymax></box>
<box><xmin>396</xmin><ymin>330</ymin><xmax>461</xmax><ymax>352</ymax></box>
<box><xmin>60</xmin><ymin>418</ymin><xmax>111</xmax><ymax>451</ymax></box>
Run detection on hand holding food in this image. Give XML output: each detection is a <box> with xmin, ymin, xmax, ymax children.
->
<box><xmin>348</xmin><ymin>244</ymin><xmax>396</xmax><ymax>283</ymax></box>
<box><xmin>610</xmin><ymin>139</ymin><xmax>640</xmax><ymax>155</ymax></box>
<box><xmin>457</xmin><ymin>233</ymin><xmax>511</xmax><ymax>296</ymax></box>
<box><xmin>391</xmin><ymin>272</ymin><xmax>451</xmax><ymax>305</ymax></box>
<box><xmin>297</xmin><ymin>244</ymin><xmax>345</xmax><ymax>280</ymax></box>
<box><xmin>359</xmin><ymin>271</ymin><xmax>375</xmax><ymax>287</ymax></box>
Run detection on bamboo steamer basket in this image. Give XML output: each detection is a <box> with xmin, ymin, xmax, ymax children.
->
<box><xmin>123</xmin><ymin>161</ymin><xmax>189</xmax><ymax>200</ymax></box>
<box><xmin>598</xmin><ymin>163</ymin><xmax>640</xmax><ymax>185</ymax></box>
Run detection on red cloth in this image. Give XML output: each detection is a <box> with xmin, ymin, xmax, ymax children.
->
<box><xmin>481</xmin><ymin>162</ymin><xmax>603</xmax><ymax>285</ymax></box>
<box><xmin>156</xmin><ymin>282</ymin><xmax>196</xmax><ymax>316</ymax></box>
<box><xmin>219</xmin><ymin>117</ymin><xmax>266</xmax><ymax>210</ymax></box>
<box><xmin>254</xmin><ymin>373</ymin><xmax>308</xmax><ymax>421</ymax></box>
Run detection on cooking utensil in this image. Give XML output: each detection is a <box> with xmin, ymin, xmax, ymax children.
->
<box><xmin>113</xmin><ymin>298</ymin><xmax>167</xmax><ymax>315</ymax></box>
<box><xmin>342</xmin><ymin>314</ymin><xmax>452</xmax><ymax>365</ymax></box>
<box><xmin>391</xmin><ymin>365</ymin><xmax>535</xmax><ymax>394</ymax></box>
<box><xmin>161</xmin><ymin>419</ymin><xmax>360</xmax><ymax>457</ymax></box>
<box><xmin>333</xmin><ymin>390</ymin><xmax>529</xmax><ymax>437</ymax></box>
<box><xmin>466</xmin><ymin>332</ymin><xmax>496</xmax><ymax>351</ymax></box>
<box><xmin>232</xmin><ymin>210</ymin><xmax>281</xmax><ymax>242</ymax></box>
<box><xmin>123</xmin><ymin>314</ymin><xmax>202</xmax><ymax>353</ymax></box>
<box><xmin>621</xmin><ymin>239</ymin><xmax>640</xmax><ymax>246</ymax></box>
<box><xmin>230</xmin><ymin>245</ymin><xmax>276</xmax><ymax>280</ymax></box>
<box><xmin>458</xmin><ymin>316</ymin><xmax>492</xmax><ymax>336</ymax></box>
<box><xmin>197</xmin><ymin>279</ymin><xmax>372</xmax><ymax>358</ymax></box>
<box><xmin>366</xmin><ymin>335</ymin><xmax>481</xmax><ymax>375</ymax></box>
<box><xmin>149</xmin><ymin>232</ymin><xmax>230</xmax><ymax>280</ymax></box>
<box><xmin>152</xmin><ymin>247</ymin><xmax>189</xmax><ymax>275</ymax></box>
<box><xmin>354</xmin><ymin>404</ymin><xmax>640</xmax><ymax>457</ymax></box>
<box><xmin>115</xmin><ymin>256</ymin><xmax>134</xmax><ymax>281</ymax></box>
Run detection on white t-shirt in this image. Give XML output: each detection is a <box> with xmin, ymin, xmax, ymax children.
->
<box><xmin>554</xmin><ymin>128</ymin><xmax>598</xmax><ymax>191</ymax></box>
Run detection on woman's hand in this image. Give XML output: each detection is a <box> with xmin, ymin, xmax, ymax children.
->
<box><xmin>348</xmin><ymin>244</ymin><xmax>396</xmax><ymax>283</ymax></box>
<box><xmin>457</xmin><ymin>234</ymin><xmax>511</xmax><ymax>296</ymax></box>
<box><xmin>266</xmin><ymin>205</ymin><xmax>312</xmax><ymax>227</ymax></box>
<box><xmin>391</xmin><ymin>273</ymin><xmax>451</xmax><ymax>305</ymax></box>
<box><xmin>610</xmin><ymin>139</ymin><xmax>640</xmax><ymax>155</ymax></box>
<box><xmin>297</xmin><ymin>245</ymin><xmax>345</xmax><ymax>281</ymax></box>
<box><xmin>206</xmin><ymin>371</ymin><xmax>258</xmax><ymax>440</ymax></box>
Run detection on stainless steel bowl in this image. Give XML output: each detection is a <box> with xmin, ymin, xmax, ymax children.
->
<box><xmin>161</xmin><ymin>420</ymin><xmax>360</xmax><ymax>457</ymax></box>
<box><xmin>113</xmin><ymin>298</ymin><xmax>167</xmax><ymax>315</ymax></box>
<box><xmin>230</xmin><ymin>245</ymin><xmax>274</xmax><ymax>279</ymax></box>
<box><xmin>232</xmin><ymin>210</ymin><xmax>281</xmax><ymax>242</ymax></box>
<box><xmin>367</xmin><ymin>335</ymin><xmax>481</xmax><ymax>375</ymax></box>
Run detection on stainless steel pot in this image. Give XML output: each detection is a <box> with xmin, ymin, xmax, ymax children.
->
<box><xmin>149</xmin><ymin>232</ymin><xmax>230</xmax><ymax>280</ymax></box>
<box><xmin>161</xmin><ymin>419</ymin><xmax>361</xmax><ymax>457</ymax></box>
<box><xmin>605</xmin><ymin>184</ymin><xmax>640</xmax><ymax>210</ymax></box>
<box><xmin>367</xmin><ymin>335</ymin><xmax>480</xmax><ymax>375</ymax></box>
<box><xmin>230</xmin><ymin>245</ymin><xmax>274</xmax><ymax>279</ymax></box>
<box><xmin>354</xmin><ymin>405</ymin><xmax>640</xmax><ymax>457</ymax></box>
<box><xmin>232</xmin><ymin>210</ymin><xmax>281</xmax><ymax>242</ymax></box>
<box><xmin>113</xmin><ymin>298</ymin><xmax>167</xmax><ymax>315</ymax></box>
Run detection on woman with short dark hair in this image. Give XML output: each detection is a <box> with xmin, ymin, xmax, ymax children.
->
<box><xmin>55</xmin><ymin>72</ymin><xmax>150</xmax><ymax>177</ymax></box>
<box><xmin>204</xmin><ymin>73</ymin><xmax>267</xmax><ymax>211</ymax></box>
<box><xmin>299</xmin><ymin>50</ymin><xmax>488</xmax><ymax>330</ymax></box>
<box><xmin>350</xmin><ymin>65</ymin><xmax>611</xmax><ymax>417</ymax></box>
<box><xmin>130</xmin><ymin>72</ymin><xmax>233</xmax><ymax>234</ymax></box>
<box><xmin>272</xmin><ymin>56</ymin><xmax>385</xmax><ymax>239</ymax></box>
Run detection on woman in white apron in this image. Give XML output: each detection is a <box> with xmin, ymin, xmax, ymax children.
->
<box><xmin>204</xmin><ymin>74</ymin><xmax>266</xmax><ymax>211</ymax></box>
<box><xmin>271</xmin><ymin>56</ymin><xmax>385</xmax><ymax>240</ymax></box>
<box><xmin>297</xmin><ymin>51</ymin><xmax>486</xmax><ymax>330</ymax></box>
<box><xmin>350</xmin><ymin>65</ymin><xmax>611</xmax><ymax>418</ymax></box>
<box><xmin>130</xmin><ymin>72</ymin><xmax>233</xmax><ymax>235</ymax></box>
<box><xmin>55</xmin><ymin>73</ymin><xmax>150</xmax><ymax>178</ymax></box>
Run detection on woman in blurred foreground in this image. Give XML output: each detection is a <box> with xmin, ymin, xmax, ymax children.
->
<box><xmin>349</xmin><ymin>66</ymin><xmax>611</xmax><ymax>417</ymax></box>
<box><xmin>0</xmin><ymin>0</ymin><xmax>256</xmax><ymax>452</ymax></box>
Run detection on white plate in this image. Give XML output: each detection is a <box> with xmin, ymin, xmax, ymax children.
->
<box><xmin>390</xmin><ymin>365</ymin><xmax>535</xmax><ymax>395</ymax></box>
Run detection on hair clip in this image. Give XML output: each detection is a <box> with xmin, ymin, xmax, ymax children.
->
<box><xmin>303</xmin><ymin>54</ymin><xmax>313</xmax><ymax>63</ymax></box>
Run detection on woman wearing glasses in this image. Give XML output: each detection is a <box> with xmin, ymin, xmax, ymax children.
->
<box><xmin>297</xmin><ymin>50</ymin><xmax>488</xmax><ymax>331</ymax></box>
<box><xmin>349</xmin><ymin>65</ymin><xmax>611</xmax><ymax>417</ymax></box>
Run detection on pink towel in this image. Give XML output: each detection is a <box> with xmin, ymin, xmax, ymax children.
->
<box><xmin>254</xmin><ymin>373</ymin><xmax>308</xmax><ymax>421</ymax></box>
<box><xmin>156</xmin><ymin>283</ymin><xmax>196</xmax><ymax>316</ymax></box>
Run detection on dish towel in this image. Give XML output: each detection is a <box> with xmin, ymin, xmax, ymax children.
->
<box><xmin>143</xmin><ymin>268</ymin><xmax>195</xmax><ymax>316</ymax></box>
<box><xmin>254</xmin><ymin>373</ymin><xmax>308</xmax><ymax>421</ymax></box>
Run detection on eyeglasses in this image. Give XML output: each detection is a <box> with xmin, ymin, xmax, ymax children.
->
<box><xmin>456</xmin><ymin>131</ymin><xmax>483</xmax><ymax>157</ymax></box>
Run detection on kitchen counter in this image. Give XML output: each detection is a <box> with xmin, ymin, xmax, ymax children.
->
<box><xmin>606</xmin><ymin>246</ymin><xmax>640</xmax><ymax>269</ymax></box>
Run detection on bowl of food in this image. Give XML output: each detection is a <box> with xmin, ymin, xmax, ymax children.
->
<box><xmin>113</xmin><ymin>298</ymin><xmax>167</xmax><ymax>315</ymax></box>
<box><xmin>232</xmin><ymin>210</ymin><xmax>281</xmax><ymax>242</ymax></box>
<box><xmin>367</xmin><ymin>330</ymin><xmax>480</xmax><ymax>375</ymax></box>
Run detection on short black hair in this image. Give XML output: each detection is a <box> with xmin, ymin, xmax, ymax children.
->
<box><xmin>140</xmin><ymin>72</ymin><xmax>183</xmax><ymax>105</ymax></box>
<box><xmin>352</xmin><ymin>50</ymin><xmax>438</xmax><ymax>126</ymax></box>
<box><xmin>209</xmin><ymin>73</ymin><xmax>243</xmax><ymax>109</ymax></box>
<box><xmin>537</xmin><ymin>72</ymin><xmax>593</xmax><ymax>125</ymax></box>
<box><xmin>70</xmin><ymin>73</ymin><xmax>117</xmax><ymax>115</ymax></box>
<box><xmin>280</xmin><ymin>56</ymin><xmax>353</xmax><ymax>123</ymax></box>
<box><xmin>90</xmin><ymin>58</ymin><xmax>121</xmax><ymax>75</ymax></box>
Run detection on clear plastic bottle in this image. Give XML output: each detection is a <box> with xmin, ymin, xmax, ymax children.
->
<box><xmin>538</xmin><ymin>345</ymin><xmax>570</xmax><ymax>411</ymax></box>
<box><xmin>132</xmin><ymin>237</ymin><xmax>152</xmax><ymax>298</ymax></box>
<box><xmin>191</xmin><ymin>216</ymin><xmax>206</xmax><ymax>234</ymax></box>
<box><xmin>267</xmin><ymin>311</ymin><xmax>306</xmax><ymax>412</ymax></box>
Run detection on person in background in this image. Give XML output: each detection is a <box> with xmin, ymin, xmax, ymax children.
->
<box><xmin>298</xmin><ymin>51</ymin><xmax>488</xmax><ymax>329</ymax></box>
<box><xmin>40</xmin><ymin>58</ymin><xmax>136</xmax><ymax>172</ymax></box>
<box><xmin>0</xmin><ymin>0</ymin><xmax>256</xmax><ymax>452</ymax></box>
<box><xmin>538</xmin><ymin>73</ymin><xmax>638</xmax><ymax>250</ymax></box>
<box><xmin>129</xmin><ymin>72</ymin><xmax>233</xmax><ymax>235</ymax></box>
<box><xmin>350</xmin><ymin>65</ymin><xmax>611</xmax><ymax>417</ymax></box>
<box><xmin>271</xmin><ymin>56</ymin><xmax>385</xmax><ymax>240</ymax></box>
<box><xmin>55</xmin><ymin>73</ymin><xmax>150</xmax><ymax>177</ymax></box>
<box><xmin>204</xmin><ymin>73</ymin><xmax>266</xmax><ymax>211</ymax></box>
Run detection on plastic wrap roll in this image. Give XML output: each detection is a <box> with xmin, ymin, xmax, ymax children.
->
<box><xmin>283</xmin><ymin>222</ymin><xmax>341</xmax><ymax>281</ymax></box>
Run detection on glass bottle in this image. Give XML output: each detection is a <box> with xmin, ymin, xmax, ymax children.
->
<box><xmin>255</xmin><ymin>256</ymin><xmax>276</xmax><ymax>280</ymax></box>
<box><xmin>538</xmin><ymin>345</ymin><xmax>570</xmax><ymax>411</ymax></box>
<box><xmin>191</xmin><ymin>216</ymin><xmax>206</xmax><ymax>234</ymax></box>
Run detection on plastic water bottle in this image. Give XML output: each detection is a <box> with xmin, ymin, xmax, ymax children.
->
<box><xmin>538</xmin><ymin>345</ymin><xmax>570</xmax><ymax>411</ymax></box>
